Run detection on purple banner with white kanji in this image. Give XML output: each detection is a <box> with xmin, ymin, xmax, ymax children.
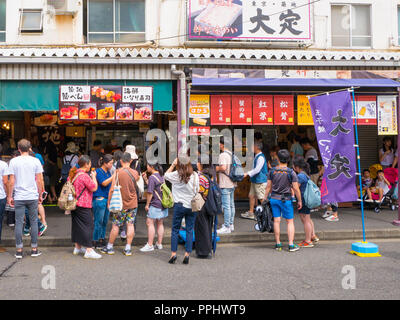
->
<box><xmin>308</xmin><ymin>91</ymin><xmax>358</xmax><ymax>204</ymax></box>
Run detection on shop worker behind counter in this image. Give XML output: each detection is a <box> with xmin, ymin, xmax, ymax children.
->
<box><xmin>7</xmin><ymin>139</ymin><xmax>44</xmax><ymax>259</ymax></box>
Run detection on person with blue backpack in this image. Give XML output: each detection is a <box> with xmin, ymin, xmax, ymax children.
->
<box><xmin>242</xmin><ymin>141</ymin><xmax>268</xmax><ymax>220</ymax></box>
<box><xmin>264</xmin><ymin>149</ymin><xmax>302</xmax><ymax>252</ymax></box>
<box><xmin>293</xmin><ymin>156</ymin><xmax>319</xmax><ymax>248</ymax></box>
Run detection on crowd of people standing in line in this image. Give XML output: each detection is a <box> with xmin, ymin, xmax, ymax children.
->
<box><xmin>1</xmin><ymin>132</ymin><xmax>398</xmax><ymax>260</ymax></box>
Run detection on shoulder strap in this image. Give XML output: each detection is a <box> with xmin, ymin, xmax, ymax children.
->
<box><xmin>150</xmin><ymin>173</ymin><xmax>163</xmax><ymax>201</ymax></box>
<box><xmin>123</xmin><ymin>168</ymin><xmax>136</xmax><ymax>184</ymax></box>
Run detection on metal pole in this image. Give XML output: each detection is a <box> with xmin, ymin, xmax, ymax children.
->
<box><xmin>393</xmin><ymin>87</ymin><xmax>400</xmax><ymax>226</ymax></box>
<box><xmin>350</xmin><ymin>88</ymin><xmax>366</xmax><ymax>242</ymax></box>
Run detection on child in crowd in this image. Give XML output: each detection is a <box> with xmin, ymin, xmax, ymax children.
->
<box><xmin>361</xmin><ymin>169</ymin><xmax>373</xmax><ymax>195</ymax></box>
<box><xmin>268</xmin><ymin>146</ymin><xmax>280</xmax><ymax>169</ymax></box>
<box><xmin>367</xmin><ymin>170</ymin><xmax>391</xmax><ymax>202</ymax></box>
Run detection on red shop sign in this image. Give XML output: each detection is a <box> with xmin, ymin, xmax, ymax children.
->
<box><xmin>274</xmin><ymin>95</ymin><xmax>294</xmax><ymax>125</ymax></box>
<box><xmin>231</xmin><ymin>95</ymin><xmax>252</xmax><ymax>125</ymax></box>
<box><xmin>253</xmin><ymin>95</ymin><xmax>273</xmax><ymax>125</ymax></box>
<box><xmin>210</xmin><ymin>95</ymin><xmax>231</xmax><ymax>125</ymax></box>
<box><xmin>189</xmin><ymin>126</ymin><xmax>210</xmax><ymax>136</ymax></box>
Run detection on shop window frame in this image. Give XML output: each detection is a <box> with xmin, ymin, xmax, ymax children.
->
<box><xmin>330</xmin><ymin>3</ymin><xmax>372</xmax><ymax>49</ymax></box>
<box><xmin>86</xmin><ymin>0</ymin><xmax>146</xmax><ymax>44</ymax></box>
<box><xmin>19</xmin><ymin>9</ymin><xmax>44</xmax><ymax>33</ymax></box>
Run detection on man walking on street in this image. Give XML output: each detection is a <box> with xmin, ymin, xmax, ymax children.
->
<box><xmin>264</xmin><ymin>149</ymin><xmax>302</xmax><ymax>252</ymax></box>
<box><xmin>7</xmin><ymin>139</ymin><xmax>44</xmax><ymax>259</ymax></box>
<box><xmin>242</xmin><ymin>141</ymin><xmax>268</xmax><ymax>220</ymax></box>
<box><xmin>216</xmin><ymin>138</ymin><xmax>236</xmax><ymax>234</ymax></box>
<box><xmin>102</xmin><ymin>152</ymin><xmax>139</xmax><ymax>256</ymax></box>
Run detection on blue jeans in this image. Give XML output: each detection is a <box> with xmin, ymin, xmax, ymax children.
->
<box><xmin>93</xmin><ymin>198</ymin><xmax>110</xmax><ymax>241</ymax></box>
<box><xmin>0</xmin><ymin>198</ymin><xmax>6</xmax><ymax>242</ymax></box>
<box><xmin>171</xmin><ymin>203</ymin><xmax>196</xmax><ymax>253</ymax></box>
<box><xmin>221</xmin><ymin>188</ymin><xmax>235</xmax><ymax>228</ymax></box>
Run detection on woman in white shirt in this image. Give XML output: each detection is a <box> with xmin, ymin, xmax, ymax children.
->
<box><xmin>379</xmin><ymin>137</ymin><xmax>395</xmax><ymax>169</ymax></box>
<box><xmin>164</xmin><ymin>155</ymin><xmax>199</xmax><ymax>265</ymax></box>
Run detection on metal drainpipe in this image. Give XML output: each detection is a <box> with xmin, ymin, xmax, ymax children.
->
<box><xmin>171</xmin><ymin>65</ymin><xmax>187</xmax><ymax>153</ymax></box>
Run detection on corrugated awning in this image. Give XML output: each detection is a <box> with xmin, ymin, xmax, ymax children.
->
<box><xmin>192</xmin><ymin>78</ymin><xmax>400</xmax><ymax>88</ymax></box>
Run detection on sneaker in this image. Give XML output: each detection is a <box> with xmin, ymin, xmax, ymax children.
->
<box><xmin>275</xmin><ymin>243</ymin><xmax>282</xmax><ymax>251</ymax></box>
<box><xmin>321</xmin><ymin>211</ymin><xmax>332</xmax><ymax>219</ymax></box>
<box><xmin>288</xmin><ymin>244</ymin><xmax>300</xmax><ymax>252</ymax></box>
<box><xmin>8</xmin><ymin>223</ymin><xmax>15</xmax><ymax>227</ymax></box>
<box><xmin>325</xmin><ymin>215</ymin><xmax>339</xmax><ymax>222</ymax></box>
<box><xmin>217</xmin><ymin>225</ymin><xmax>231</xmax><ymax>235</ymax></box>
<box><xmin>38</xmin><ymin>224</ymin><xmax>47</xmax><ymax>237</ymax></box>
<box><xmin>241</xmin><ymin>212</ymin><xmax>256</xmax><ymax>220</ymax></box>
<box><xmin>23</xmin><ymin>229</ymin><xmax>30</xmax><ymax>237</ymax></box>
<box><xmin>140</xmin><ymin>243</ymin><xmax>154</xmax><ymax>252</ymax></box>
<box><xmin>93</xmin><ymin>241</ymin><xmax>103</xmax><ymax>249</ymax></box>
<box><xmin>155</xmin><ymin>243</ymin><xmax>163</xmax><ymax>250</ymax></box>
<box><xmin>31</xmin><ymin>249</ymin><xmax>42</xmax><ymax>257</ymax></box>
<box><xmin>100</xmin><ymin>246</ymin><xmax>115</xmax><ymax>255</ymax></box>
<box><xmin>84</xmin><ymin>250</ymin><xmax>102</xmax><ymax>260</ymax></box>
<box><xmin>311</xmin><ymin>236</ymin><xmax>320</xmax><ymax>243</ymax></box>
<box><xmin>120</xmin><ymin>231</ymin><xmax>127</xmax><ymax>240</ymax></box>
<box><xmin>15</xmin><ymin>251</ymin><xmax>23</xmax><ymax>259</ymax></box>
<box><xmin>230</xmin><ymin>225</ymin><xmax>234</xmax><ymax>232</ymax></box>
<box><xmin>73</xmin><ymin>248</ymin><xmax>85</xmax><ymax>255</ymax></box>
<box><xmin>298</xmin><ymin>241</ymin><xmax>314</xmax><ymax>248</ymax></box>
<box><xmin>123</xmin><ymin>249</ymin><xmax>132</xmax><ymax>256</ymax></box>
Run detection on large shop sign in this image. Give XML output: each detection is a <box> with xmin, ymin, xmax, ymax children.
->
<box><xmin>59</xmin><ymin>85</ymin><xmax>153</xmax><ymax>122</ymax></box>
<box><xmin>187</xmin><ymin>0</ymin><xmax>312</xmax><ymax>41</ymax></box>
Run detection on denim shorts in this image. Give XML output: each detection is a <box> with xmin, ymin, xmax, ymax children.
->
<box><xmin>147</xmin><ymin>206</ymin><xmax>168</xmax><ymax>220</ymax></box>
<box><xmin>270</xmin><ymin>198</ymin><xmax>294</xmax><ymax>220</ymax></box>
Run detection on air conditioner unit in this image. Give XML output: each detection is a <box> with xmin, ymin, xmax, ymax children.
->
<box><xmin>47</xmin><ymin>0</ymin><xmax>78</xmax><ymax>16</ymax></box>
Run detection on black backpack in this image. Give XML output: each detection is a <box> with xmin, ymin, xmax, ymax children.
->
<box><xmin>254</xmin><ymin>200</ymin><xmax>274</xmax><ymax>233</ymax></box>
<box><xmin>203</xmin><ymin>174</ymin><xmax>223</xmax><ymax>216</ymax></box>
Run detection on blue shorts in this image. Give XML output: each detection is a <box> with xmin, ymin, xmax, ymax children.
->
<box><xmin>147</xmin><ymin>206</ymin><xmax>168</xmax><ymax>220</ymax></box>
<box><xmin>270</xmin><ymin>198</ymin><xmax>294</xmax><ymax>220</ymax></box>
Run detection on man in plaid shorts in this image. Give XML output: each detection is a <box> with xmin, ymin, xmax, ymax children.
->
<box><xmin>101</xmin><ymin>152</ymin><xmax>139</xmax><ymax>256</ymax></box>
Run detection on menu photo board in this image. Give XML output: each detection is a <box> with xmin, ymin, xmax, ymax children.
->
<box><xmin>377</xmin><ymin>95</ymin><xmax>398</xmax><ymax>135</ymax></box>
<box><xmin>354</xmin><ymin>96</ymin><xmax>377</xmax><ymax>125</ymax></box>
<box><xmin>189</xmin><ymin>94</ymin><xmax>211</xmax><ymax>136</ymax></box>
<box><xmin>59</xmin><ymin>85</ymin><xmax>153</xmax><ymax>122</ymax></box>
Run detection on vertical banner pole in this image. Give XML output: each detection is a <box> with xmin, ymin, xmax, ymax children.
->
<box><xmin>394</xmin><ymin>87</ymin><xmax>400</xmax><ymax>226</ymax></box>
<box><xmin>350</xmin><ymin>88</ymin><xmax>366</xmax><ymax>243</ymax></box>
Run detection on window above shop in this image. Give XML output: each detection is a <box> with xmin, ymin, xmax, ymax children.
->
<box><xmin>331</xmin><ymin>4</ymin><xmax>371</xmax><ymax>48</ymax></box>
<box><xmin>19</xmin><ymin>9</ymin><xmax>44</xmax><ymax>33</ymax></box>
<box><xmin>86</xmin><ymin>0</ymin><xmax>145</xmax><ymax>44</ymax></box>
<box><xmin>0</xmin><ymin>0</ymin><xmax>5</xmax><ymax>42</ymax></box>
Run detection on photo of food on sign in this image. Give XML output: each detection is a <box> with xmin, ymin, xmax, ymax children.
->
<box><xmin>134</xmin><ymin>104</ymin><xmax>152</xmax><ymax>121</ymax></box>
<box><xmin>116</xmin><ymin>104</ymin><xmax>134</xmax><ymax>120</ymax></box>
<box><xmin>79</xmin><ymin>103</ymin><xmax>97</xmax><ymax>120</ymax></box>
<box><xmin>91</xmin><ymin>86</ymin><xmax>122</xmax><ymax>103</ymax></box>
<box><xmin>59</xmin><ymin>102</ymin><xmax>79</xmax><ymax>120</ymax></box>
<box><xmin>98</xmin><ymin>103</ymin><xmax>115</xmax><ymax>120</ymax></box>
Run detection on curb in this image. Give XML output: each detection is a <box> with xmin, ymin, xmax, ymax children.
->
<box><xmin>1</xmin><ymin>228</ymin><xmax>400</xmax><ymax>247</ymax></box>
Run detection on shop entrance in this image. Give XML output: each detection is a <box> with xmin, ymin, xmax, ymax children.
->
<box><xmin>87</xmin><ymin>128</ymin><xmax>146</xmax><ymax>158</ymax></box>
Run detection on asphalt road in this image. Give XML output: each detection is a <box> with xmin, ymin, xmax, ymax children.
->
<box><xmin>0</xmin><ymin>240</ymin><xmax>399</xmax><ymax>300</ymax></box>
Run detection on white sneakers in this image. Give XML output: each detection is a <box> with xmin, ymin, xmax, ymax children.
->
<box><xmin>325</xmin><ymin>215</ymin><xmax>339</xmax><ymax>222</ymax></box>
<box><xmin>140</xmin><ymin>243</ymin><xmax>154</xmax><ymax>252</ymax></box>
<box><xmin>322</xmin><ymin>211</ymin><xmax>332</xmax><ymax>219</ymax></box>
<box><xmin>84</xmin><ymin>249</ymin><xmax>102</xmax><ymax>259</ymax></box>
<box><xmin>140</xmin><ymin>243</ymin><xmax>163</xmax><ymax>252</ymax></box>
<box><xmin>230</xmin><ymin>225</ymin><xmax>234</xmax><ymax>232</ymax></box>
<box><xmin>73</xmin><ymin>247</ymin><xmax>86</xmax><ymax>255</ymax></box>
<box><xmin>217</xmin><ymin>225</ymin><xmax>231</xmax><ymax>234</ymax></box>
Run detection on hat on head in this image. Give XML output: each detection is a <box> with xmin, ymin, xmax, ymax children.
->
<box><xmin>125</xmin><ymin>145</ymin><xmax>138</xmax><ymax>160</ymax></box>
<box><xmin>65</xmin><ymin>142</ymin><xmax>79</xmax><ymax>153</ymax></box>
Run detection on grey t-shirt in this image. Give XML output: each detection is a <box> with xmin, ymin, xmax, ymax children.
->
<box><xmin>268</xmin><ymin>167</ymin><xmax>298</xmax><ymax>200</ymax></box>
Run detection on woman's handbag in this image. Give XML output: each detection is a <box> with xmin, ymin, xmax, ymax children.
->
<box><xmin>191</xmin><ymin>172</ymin><xmax>205</xmax><ymax>212</ymax></box>
<box><xmin>109</xmin><ymin>173</ymin><xmax>123</xmax><ymax>213</ymax></box>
